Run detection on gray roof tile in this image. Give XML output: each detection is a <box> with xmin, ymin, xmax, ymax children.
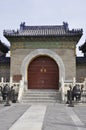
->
<box><xmin>3</xmin><ymin>22</ymin><xmax>83</xmax><ymax>37</ymax></box>
<box><xmin>0</xmin><ymin>40</ymin><xmax>9</xmax><ymax>53</ymax></box>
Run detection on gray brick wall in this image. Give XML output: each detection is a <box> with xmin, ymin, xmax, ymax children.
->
<box><xmin>10</xmin><ymin>48</ymin><xmax>76</xmax><ymax>81</ymax></box>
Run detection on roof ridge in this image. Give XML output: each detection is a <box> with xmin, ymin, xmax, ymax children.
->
<box><xmin>3</xmin><ymin>22</ymin><xmax>83</xmax><ymax>37</ymax></box>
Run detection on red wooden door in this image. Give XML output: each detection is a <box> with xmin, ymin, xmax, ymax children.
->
<box><xmin>28</xmin><ymin>56</ymin><xmax>59</xmax><ymax>89</ymax></box>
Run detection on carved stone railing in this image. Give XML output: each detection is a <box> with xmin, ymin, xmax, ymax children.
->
<box><xmin>0</xmin><ymin>77</ymin><xmax>23</xmax><ymax>102</ymax></box>
<box><xmin>61</xmin><ymin>78</ymin><xmax>86</xmax><ymax>103</ymax></box>
<box><xmin>0</xmin><ymin>77</ymin><xmax>86</xmax><ymax>103</ymax></box>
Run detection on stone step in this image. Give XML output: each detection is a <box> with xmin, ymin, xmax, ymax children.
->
<box><xmin>24</xmin><ymin>92</ymin><xmax>57</xmax><ymax>94</ymax></box>
<box><xmin>22</xmin><ymin>97</ymin><xmax>60</xmax><ymax>101</ymax></box>
<box><xmin>22</xmin><ymin>98</ymin><xmax>61</xmax><ymax>102</ymax></box>
<box><xmin>22</xmin><ymin>96</ymin><xmax>57</xmax><ymax>100</ymax></box>
<box><xmin>23</xmin><ymin>95</ymin><xmax>58</xmax><ymax>98</ymax></box>
<box><xmin>23</xmin><ymin>92</ymin><xmax>58</xmax><ymax>96</ymax></box>
<box><xmin>22</xmin><ymin>94</ymin><xmax>60</xmax><ymax>98</ymax></box>
<box><xmin>21</xmin><ymin>89</ymin><xmax>62</xmax><ymax>103</ymax></box>
<box><xmin>25</xmin><ymin>89</ymin><xmax>57</xmax><ymax>93</ymax></box>
<box><xmin>22</xmin><ymin>99</ymin><xmax>60</xmax><ymax>103</ymax></box>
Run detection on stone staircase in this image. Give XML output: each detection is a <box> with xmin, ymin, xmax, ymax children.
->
<box><xmin>21</xmin><ymin>89</ymin><xmax>62</xmax><ymax>104</ymax></box>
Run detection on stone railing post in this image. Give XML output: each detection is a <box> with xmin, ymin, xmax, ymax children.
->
<box><xmin>1</xmin><ymin>77</ymin><xmax>4</xmax><ymax>87</ymax></box>
<box><xmin>10</xmin><ymin>76</ymin><xmax>13</xmax><ymax>87</ymax></box>
<box><xmin>84</xmin><ymin>78</ymin><xmax>86</xmax><ymax>89</ymax></box>
<box><xmin>73</xmin><ymin>77</ymin><xmax>76</xmax><ymax>87</ymax></box>
<box><xmin>18</xmin><ymin>77</ymin><xmax>24</xmax><ymax>102</ymax></box>
<box><xmin>61</xmin><ymin>77</ymin><xmax>65</xmax><ymax>102</ymax></box>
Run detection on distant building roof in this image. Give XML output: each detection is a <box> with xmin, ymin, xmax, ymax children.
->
<box><xmin>0</xmin><ymin>55</ymin><xmax>10</xmax><ymax>64</ymax></box>
<box><xmin>0</xmin><ymin>40</ymin><xmax>9</xmax><ymax>53</ymax></box>
<box><xmin>76</xmin><ymin>57</ymin><xmax>86</xmax><ymax>65</ymax></box>
<box><xmin>79</xmin><ymin>41</ymin><xmax>86</xmax><ymax>53</ymax></box>
<box><xmin>3</xmin><ymin>22</ymin><xmax>83</xmax><ymax>38</ymax></box>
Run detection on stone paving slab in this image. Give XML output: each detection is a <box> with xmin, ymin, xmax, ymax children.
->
<box><xmin>42</xmin><ymin>103</ymin><xmax>86</xmax><ymax>130</ymax></box>
<box><xmin>9</xmin><ymin>105</ymin><xmax>46</xmax><ymax>130</ymax></box>
<box><xmin>0</xmin><ymin>103</ymin><xmax>86</xmax><ymax>130</ymax></box>
<box><xmin>73</xmin><ymin>105</ymin><xmax>86</xmax><ymax>126</ymax></box>
<box><xmin>0</xmin><ymin>103</ymin><xmax>30</xmax><ymax>130</ymax></box>
<box><xmin>66</xmin><ymin>107</ymin><xmax>86</xmax><ymax>130</ymax></box>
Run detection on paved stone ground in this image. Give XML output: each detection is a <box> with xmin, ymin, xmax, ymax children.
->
<box><xmin>0</xmin><ymin>103</ymin><xmax>30</xmax><ymax>130</ymax></box>
<box><xmin>9</xmin><ymin>105</ymin><xmax>46</xmax><ymax>130</ymax></box>
<box><xmin>73</xmin><ymin>105</ymin><xmax>86</xmax><ymax>127</ymax></box>
<box><xmin>42</xmin><ymin>104</ymin><xmax>76</xmax><ymax>130</ymax></box>
<box><xmin>42</xmin><ymin>103</ymin><xmax>86</xmax><ymax>130</ymax></box>
<box><xmin>0</xmin><ymin>102</ymin><xmax>86</xmax><ymax>130</ymax></box>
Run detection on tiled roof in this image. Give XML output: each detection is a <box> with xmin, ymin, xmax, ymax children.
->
<box><xmin>76</xmin><ymin>57</ymin><xmax>86</xmax><ymax>64</ymax></box>
<box><xmin>3</xmin><ymin>22</ymin><xmax>83</xmax><ymax>37</ymax></box>
<box><xmin>0</xmin><ymin>40</ymin><xmax>9</xmax><ymax>53</ymax></box>
<box><xmin>79</xmin><ymin>41</ymin><xmax>86</xmax><ymax>53</ymax></box>
<box><xmin>0</xmin><ymin>55</ymin><xmax>10</xmax><ymax>63</ymax></box>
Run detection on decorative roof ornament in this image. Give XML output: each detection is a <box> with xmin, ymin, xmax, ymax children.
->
<box><xmin>20</xmin><ymin>22</ymin><xmax>25</xmax><ymax>30</ymax></box>
<box><xmin>79</xmin><ymin>40</ymin><xmax>86</xmax><ymax>55</ymax></box>
<box><xmin>63</xmin><ymin>22</ymin><xmax>69</xmax><ymax>31</ymax></box>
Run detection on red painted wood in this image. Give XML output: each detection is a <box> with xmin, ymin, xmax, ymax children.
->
<box><xmin>28</xmin><ymin>56</ymin><xmax>59</xmax><ymax>89</ymax></box>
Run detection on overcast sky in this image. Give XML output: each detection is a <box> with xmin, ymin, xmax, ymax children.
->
<box><xmin>0</xmin><ymin>0</ymin><xmax>86</xmax><ymax>56</ymax></box>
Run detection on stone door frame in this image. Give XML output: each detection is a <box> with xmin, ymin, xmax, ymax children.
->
<box><xmin>21</xmin><ymin>49</ymin><xmax>65</xmax><ymax>89</ymax></box>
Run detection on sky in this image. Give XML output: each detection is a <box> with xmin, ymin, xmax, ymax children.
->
<box><xmin>0</xmin><ymin>0</ymin><xmax>86</xmax><ymax>56</ymax></box>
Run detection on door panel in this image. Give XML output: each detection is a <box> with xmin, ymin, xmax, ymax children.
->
<box><xmin>28</xmin><ymin>56</ymin><xmax>59</xmax><ymax>89</ymax></box>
